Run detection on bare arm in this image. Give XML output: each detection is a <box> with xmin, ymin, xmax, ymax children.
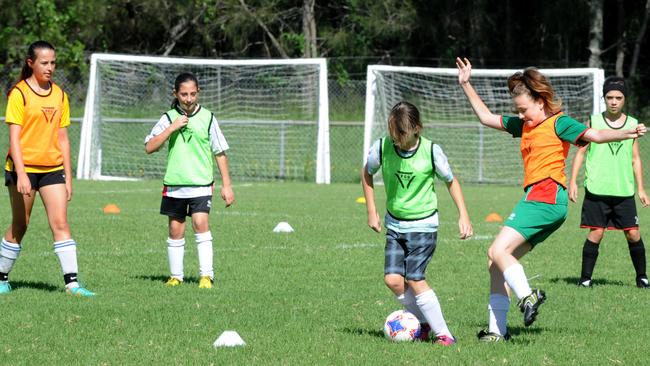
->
<box><xmin>456</xmin><ymin>57</ymin><xmax>504</xmax><ymax>130</ymax></box>
<box><xmin>632</xmin><ymin>139</ymin><xmax>649</xmax><ymax>207</ymax></box>
<box><xmin>568</xmin><ymin>145</ymin><xmax>587</xmax><ymax>203</ymax></box>
<box><xmin>581</xmin><ymin>123</ymin><xmax>646</xmax><ymax>143</ymax></box>
<box><xmin>58</xmin><ymin>127</ymin><xmax>73</xmax><ymax>201</ymax></box>
<box><xmin>215</xmin><ymin>152</ymin><xmax>234</xmax><ymax>207</ymax></box>
<box><xmin>8</xmin><ymin>124</ymin><xmax>31</xmax><ymax>196</ymax></box>
<box><xmin>361</xmin><ymin>165</ymin><xmax>381</xmax><ymax>233</ymax></box>
<box><xmin>145</xmin><ymin>115</ymin><xmax>188</xmax><ymax>154</ymax></box>
<box><xmin>445</xmin><ymin>177</ymin><xmax>473</xmax><ymax>239</ymax></box>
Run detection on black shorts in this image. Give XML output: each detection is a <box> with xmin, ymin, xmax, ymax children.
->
<box><xmin>5</xmin><ymin>170</ymin><xmax>66</xmax><ymax>190</ymax></box>
<box><xmin>160</xmin><ymin>195</ymin><xmax>212</xmax><ymax>219</ymax></box>
<box><xmin>581</xmin><ymin>189</ymin><xmax>639</xmax><ymax>230</ymax></box>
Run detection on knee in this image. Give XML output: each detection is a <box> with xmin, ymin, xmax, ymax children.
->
<box><xmin>625</xmin><ymin>230</ymin><xmax>641</xmax><ymax>243</ymax></box>
<box><xmin>487</xmin><ymin>245</ymin><xmax>500</xmax><ymax>262</ymax></box>
<box><xmin>587</xmin><ymin>229</ymin><xmax>605</xmax><ymax>243</ymax></box>
<box><xmin>406</xmin><ymin>279</ymin><xmax>428</xmax><ymax>293</ymax></box>
<box><xmin>384</xmin><ymin>275</ymin><xmax>404</xmax><ymax>292</ymax></box>
<box><xmin>49</xmin><ymin>221</ymin><xmax>70</xmax><ymax>236</ymax></box>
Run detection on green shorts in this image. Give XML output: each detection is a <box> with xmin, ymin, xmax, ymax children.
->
<box><xmin>504</xmin><ymin>181</ymin><xmax>569</xmax><ymax>246</ymax></box>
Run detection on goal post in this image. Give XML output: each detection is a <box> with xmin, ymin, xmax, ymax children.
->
<box><xmin>78</xmin><ymin>53</ymin><xmax>330</xmax><ymax>183</ymax></box>
<box><xmin>364</xmin><ymin>65</ymin><xmax>605</xmax><ymax>184</ymax></box>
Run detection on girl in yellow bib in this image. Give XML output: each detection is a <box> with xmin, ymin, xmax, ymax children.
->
<box><xmin>456</xmin><ymin>57</ymin><xmax>645</xmax><ymax>341</ymax></box>
<box><xmin>0</xmin><ymin>41</ymin><xmax>95</xmax><ymax>296</ymax></box>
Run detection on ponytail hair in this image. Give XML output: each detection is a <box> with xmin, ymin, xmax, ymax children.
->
<box><xmin>387</xmin><ymin>101</ymin><xmax>423</xmax><ymax>147</ymax></box>
<box><xmin>507</xmin><ymin>67</ymin><xmax>562</xmax><ymax>114</ymax></box>
<box><xmin>171</xmin><ymin>72</ymin><xmax>199</xmax><ymax>108</ymax></box>
<box><xmin>19</xmin><ymin>40</ymin><xmax>55</xmax><ymax>82</ymax></box>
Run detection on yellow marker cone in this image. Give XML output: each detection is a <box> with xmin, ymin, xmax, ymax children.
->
<box><xmin>485</xmin><ymin>212</ymin><xmax>502</xmax><ymax>223</ymax></box>
<box><xmin>103</xmin><ymin>203</ymin><xmax>121</xmax><ymax>214</ymax></box>
<box><xmin>355</xmin><ymin>197</ymin><xmax>366</xmax><ymax>204</ymax></box>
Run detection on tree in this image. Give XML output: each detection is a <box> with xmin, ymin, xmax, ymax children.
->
<box><xmin>588</xmin><ymin>0</ymin><xmax>604</xmax><ymax>68</ymax></box>
<box><xmin>302</xmin><ymin>0</ymin><xmax>317</xmax><ymax>58</ymax></box>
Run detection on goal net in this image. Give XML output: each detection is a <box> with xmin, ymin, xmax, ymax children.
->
<box><xmin>364</xmin><ymin>65</ymin><xmax>604</xmax><ymax>184</ymax></box>
<box><xmin>78</xmin><ymin>54</ymin><xmax>330</xmax><ymax>183</ymax></box>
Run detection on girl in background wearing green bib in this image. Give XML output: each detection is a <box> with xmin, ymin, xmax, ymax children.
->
<box><xmin>145</xmin><ymin>73</ymin><xmax>234</xmax><ymax>289</ymax></box>
<box><xmin>569</xmin><ymin>76</ymin><xmax>649</xmax><ymax>289</ymax></box>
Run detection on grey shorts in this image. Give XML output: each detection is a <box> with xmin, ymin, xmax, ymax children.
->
<box><xmin>384</xmin><ymin>229</ymin><xmax>437</xmax><ymax>281</ymax></box>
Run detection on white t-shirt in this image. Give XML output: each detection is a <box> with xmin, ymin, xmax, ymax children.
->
<box><xmin>366</xmin><ymin>139</ymin><xmax>454</xmax><ymax>233</ymax></box>
<box><xmin>145</xmin><ymin>105</ymin><xmax>229</xmax><ymax>198</ymax></box>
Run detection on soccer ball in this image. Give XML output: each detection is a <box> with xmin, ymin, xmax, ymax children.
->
<box><xmin>383</xmin><ymin>310</ymin><xmax>421</xmax><ymax>342</ymax></box>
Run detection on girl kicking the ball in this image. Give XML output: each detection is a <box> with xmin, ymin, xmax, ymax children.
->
<box><xmin>456</xmin><ymin>57</ymin><xmax>645</xmax><ymax>341</ymax></box>
<box><xmin>145</xmin><ymin>72</ymin><xmax>234</xmax><ymax>289</ymax></box>
<box><xmin>362</xmin><ymin>101</ymin><xmax>473</xmax><ymax>346</ymax></box>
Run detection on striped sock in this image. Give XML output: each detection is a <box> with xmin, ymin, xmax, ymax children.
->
<box><xmin>0</xmin><ymin>238</ymin><xmax>21</xmax><ymax>280</ymax></box>
<box><xmin>53</xmin><ymin>239</ymin><xmax>79</xmax><ymax>288</ymax></box>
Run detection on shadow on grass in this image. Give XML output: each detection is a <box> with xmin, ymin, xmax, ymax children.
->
<box><xmin>133</xmin><ymin>274</ymin><xmax>200</xmax><ymax>284</ymax></box>
<box><xmin>549</xmin><ymin>276</ymin><xmax>626</xmax><ymax>287</ymax></box>
<box><xmin>341</xmin><ymin>327</ymin><xmax>385</xmax><ymax>339</ymax></box>
<box><xmin>11</xmin><ymin>280</ymin><xmax>59</xmax><ymax>292</ymax></box>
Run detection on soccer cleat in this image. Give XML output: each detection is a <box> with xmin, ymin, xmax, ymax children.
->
<box><xmin>637</xmin><ymin>277</ymin><xmax>649</xmax><ymax>289</ymax></box>
<box><xmin>66</xmin><ymin>286</ymin><xmax>96</xmax><ymax>297</ymax></box>
<box><xmin>165</xmin><ymin>277</ymin><xmax>183</xmax><ymax>287</ymax></box>
<box><xmin>198</xmin><ymin>276</ymin><xmax>213</xmax><ymax>289</ymax></box>
<box><xmin>433</xmin><ymin>335</ymin><xmax>456</xmax><ymax>346</ymax></box>
<box><xmin>518</xmin><ymin>289</ymin><xmax>546</xmax><ymax>327</ymax></box>
<box><xmin>0</xmin><ymin>281</ymin><xmax>11</xmax><ymax>294</ymax></box>
<box><xmin>578</xmin><ymin>279</ymin><xmax>592</xmax><ymax>288</ymax></box>
<box><xmin>477</xmin><ymin>329</ymin><xmax>511</xmax><ymax>342</ymax></box>
<box><xmin>417</xmin><ymin>323</ymin><xmax>431</xmax><ymax>341</ymax></box>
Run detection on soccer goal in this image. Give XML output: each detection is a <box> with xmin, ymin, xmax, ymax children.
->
<box><xmin>364</xmin><ymin>65</ymin><xmax>605</xmax><ymax>184</ymax></box>
<box><xmin>77</xmin><ymin>54</ymin><xmax>330</xmax><ymax>183</ymax></box>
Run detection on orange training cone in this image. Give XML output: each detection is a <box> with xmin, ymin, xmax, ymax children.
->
<box><xmin>103</xmin><ymin>203</ymin><xmax>121</xmax><ymax>214</ymax></box>
<box><xmin>485</xmin><ymin>212</ymin><xmax>503</xmax><ymax>223</ymax></box>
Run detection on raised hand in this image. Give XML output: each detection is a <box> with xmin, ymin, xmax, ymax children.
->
<box><xmin>456</xmin><ymin>57</ymin><xmax>472</xmax><ymax>85</ymax></box>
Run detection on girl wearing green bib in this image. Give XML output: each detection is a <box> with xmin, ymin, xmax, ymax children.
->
<box><xmin>361</xmin><ymin>101</ymin><xmax>473</xmax><ymax>345</ymax></box>
<box><xmin>145</xmin><ymin>73</ymin><xmax>234</xmax><ymax>290</ymax></box>
<box><xmin>569</xmin><ymin>77</ymin><xmax>649</xmax><ymax>289</ymax></box>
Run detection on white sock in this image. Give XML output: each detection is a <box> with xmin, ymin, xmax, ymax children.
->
<box><xmin>195</xmin><ymin>231</ymin><xmax>213</xmax><ymax>279</ymax></box>
<box><xmin>0</xmin><ymin>238</ymin><xmax>21</xmax><ymax>277</ymax></box>
<box><xmin>415</xmin><ymin>289</ymin><xmax>452</xmax><ymax>338</ymax></box>
<box><xmin>53</xmin><ymin>239</ymin><xmax>79</xmax><ymax>288</ymax></box>
<box><xmin>167</xmin><ymin>237</ymin><xmax>185</xmax><ymax>280</ymax></box>
<box><xmin>396</xmin><ymin>288</ymin><xmax>426</xmax><ymax>323</ymax></box>
<box><xmin>488</xmin><ymin>293</ymin><xmax>510</xmax><ymax>336</ymax></box>
<box><xmin>503</xmin><ymin>263</ymin><xmax>532</xmax><ymax>300</ymax></box>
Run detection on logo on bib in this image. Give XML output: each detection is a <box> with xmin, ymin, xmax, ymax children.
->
<box><xmin>41</xmin><ymin>107</ymin><xmax>57</xmax><ymax>124</ymax></box>
<box><xmin>395</xmin><ymin>170</ymin><xmax>415</xmax><ymax>189</ymax></box>
<box><xmin>607</xmin><ymin>141</ymin><xmax>623</xmax><ymax>155</ymax></box>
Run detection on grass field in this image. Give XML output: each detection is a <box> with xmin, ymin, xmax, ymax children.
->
<box><xmin>1</xmin><ymin>180</ymin><xmax>648</xmax><ymax>365</ymax></box>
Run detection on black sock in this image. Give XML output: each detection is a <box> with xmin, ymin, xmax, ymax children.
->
<box><xmin>0</xmin><ymin>272</ymin><xmax>7</xmax><ymax>281</ymax></box>
<box><xmin>628</xmin><ymin>239</ymin><xmax>647</xmax><ymax>280</ymax></box>
<box><xmin>580</xmin><ymin>239</ymin><xmax>600</xmax><ymax>281</ymax></box>
<box><xmin>63</xmin><ymin>272</ymin><xmax>78</xmax><ymax>285</ymax></box>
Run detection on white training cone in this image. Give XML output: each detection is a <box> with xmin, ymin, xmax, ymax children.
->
<box><xmin>273</xmin><ymin>222</ymin><xmax>294</xmax><ymax>233</ymax></box>
<box><xmin>213</xmin><ymin>331</ymin><xmax>246</xmax><ymax>347</ymax></box>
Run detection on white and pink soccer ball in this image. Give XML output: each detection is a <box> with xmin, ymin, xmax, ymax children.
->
<box><xmin>383</xmin><ymin>310</ymin><xmax>421</xmax><ymax>342</ymax></box>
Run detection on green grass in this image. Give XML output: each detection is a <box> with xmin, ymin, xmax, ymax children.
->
<box><xmin>0</xmin><ymin>181</ymin><xmax>648</xmax><ymax>364</ymax></box>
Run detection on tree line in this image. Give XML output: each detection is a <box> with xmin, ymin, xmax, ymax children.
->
<box><xmin>1</xmin><ymin>0</ymin><xmax>650</xmax><ymax>114</ymax></box>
